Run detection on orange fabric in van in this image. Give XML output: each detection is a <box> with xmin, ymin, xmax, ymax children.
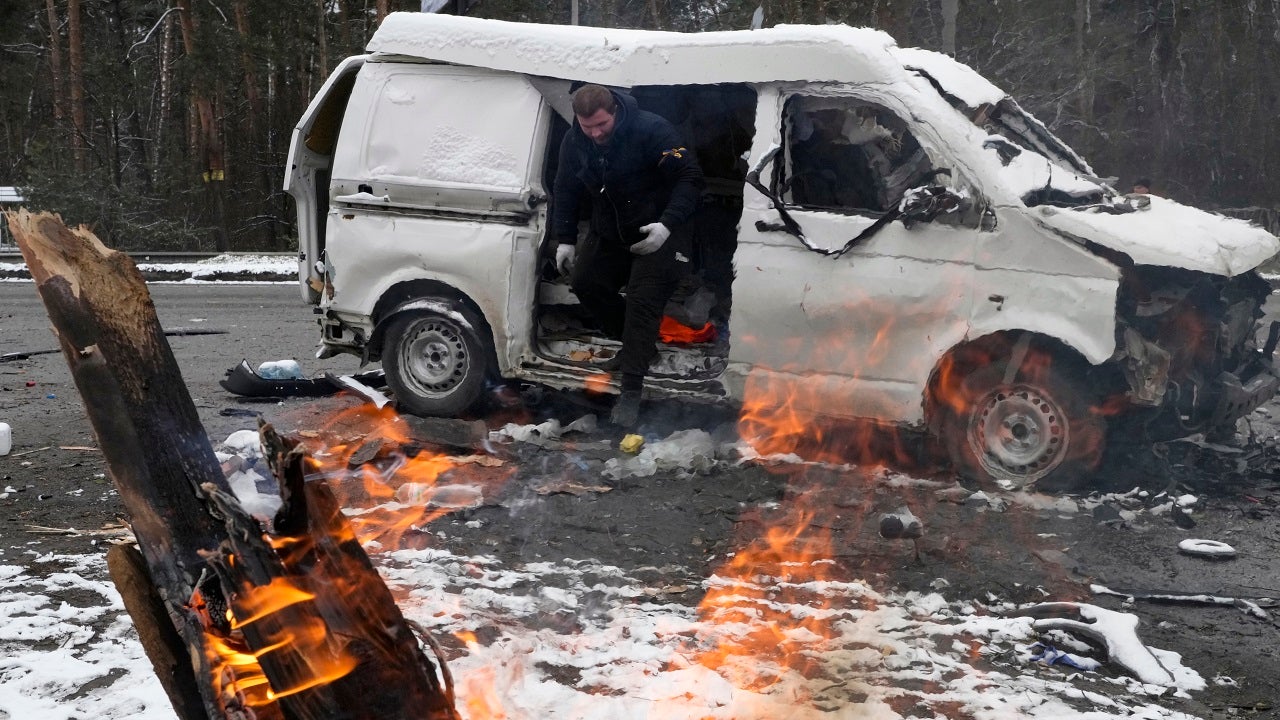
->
<box><xmin>659</xmin><ymin>316</ymin><xmax>716</xmax><ymax>344</ymax></box>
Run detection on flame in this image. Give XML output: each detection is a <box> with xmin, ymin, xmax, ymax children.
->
<box><xmin>584</xmin><ymin>372</ymin><xmax>612</xmax><ymax>394</ymax></box>
<box><xmin>228</xmin><ymin>578</ymin><xmax>315</xmax><ymax>628</ymax></box>
<box><xmin>693</xmin><ymin>509</ymin><xmax>840</xmax><ymax>695</ymax></box>
<box><xmin>302</xmin><ymin>401</ymin><xmax>512</xmax><ymax>549</ymax></box>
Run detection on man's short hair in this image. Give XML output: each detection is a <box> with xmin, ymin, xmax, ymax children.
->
<box><xmin>572</xmin><ymin>85</ymin><xmax>616</xmax><ymax>117</ymax></box>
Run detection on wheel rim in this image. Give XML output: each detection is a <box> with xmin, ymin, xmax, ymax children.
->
<box><xmin>968</xmin><ymin>383</ymin><xmax>1069</xmax><ymax>485</ymax></box>
<box><xmin>397</xmin><ymin>317</ymin><xmax>470</xmax><ymax>398</ymax></box>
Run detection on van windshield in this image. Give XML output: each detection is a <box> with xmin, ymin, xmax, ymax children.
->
<box><xmin>902</xmin><ymin>59</ymin><xmax>1112</xmax><ymax>209</ymax></box>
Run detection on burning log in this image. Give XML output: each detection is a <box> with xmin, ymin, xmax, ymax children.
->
<box><xmin>8</xmin><ymin>209</ymin><xmax>457</xmax><ymax>720</ymax></box>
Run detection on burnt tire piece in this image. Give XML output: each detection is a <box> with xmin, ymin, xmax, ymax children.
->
<box><xmin>383</xmin><ymin>306</ymin><xmax>489</xmax><ymax>417</ymax></box>
<box><xmin>936</xmin><ymin>354</ymin><xmax>1105</xmax><ymax>491</ymax></box>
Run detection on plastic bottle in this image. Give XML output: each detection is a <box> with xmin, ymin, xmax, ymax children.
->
<box><xmin>0</xmin><ymin>422</ymin><xmax>11</xmax><ymax>456</ymax></box>
<box><xmin>256</xmin><ymin>359</ymin><xmax>304</xmax><ymax>380</ymax></box>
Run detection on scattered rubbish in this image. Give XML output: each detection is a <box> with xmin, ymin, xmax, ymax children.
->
<box><xmin>1177</xmin><ymin>538</ymin><xmax>1237</xmax><ymax>559</ymax></box>
<box><xmin>327</xmin><ymin>372</ymin><xmax>391</xmax><ymax>409</ymax></box>
<box><xmin>161</xmin><ymin>327</ymin><xmax>229</xmax><ymax>336</ymax></box>
<box><xmin>1169</xmin><ymin>503</ymin><xmax>1197</xmax><ymax>529</ymax></box>
<box><xmin>1091</xmin><ymin>582</ymin><xmax>1275</xmax><ymax>619</ymax></box>
<box><xmin>879</xmin><ymin>505</ymin><xmax>923</xmax><ymax>540</ymax></box>
<box><xmin>218</xmin><ymin>407</ymin><xmax>261</xmax><ymax>418</ymax></box>
<box><xmin>619</xmin><ymin>434</ymin><xmax>645</xmax><ymax>454</ymax></box>
<box><xmin>1027</xmin><ymin>642</ymin><xmax>1102</xmax><ymax>671</ymax></box>
<box><xmin>8</xmin><ymin>446</ymin><xmax>50</xmax><ymax>458</ymax></box>
<box><xmin>1</xmin><ymin>349</ymin><xmax>61</xmax><ymax>363</ymax></box>
<box><xmin>25</xmin><ymin>380</ymin><xmax>36</xmax><ymax>387</ymax></box>
<box><xmin>395</xmin><ymin>483</ymin><xmax>484</xmax><ymax>509</ymax></box>
<box><xmin>603</xmin><ymin>429</ymin><xmax>718</xmax><ymax>479</ymax></box>
<box><xmin>45</xmin><ymin>394</ymin><xmax>55</xmax><ymax>399</ymax></box>
<box><xmin>492</xmin><ymin>415</ymin><xmax>597</xmax><ymax>445</ymax></box>
<box><xmin>1010</xmin><ymin>601</ymin><xmax>1177</xmax><ymax>686</ymax></box>
<box><xmin>879</xmin><ymin>505</ymin><xmax>924</xmax><ymax>561</ymax></box>
<box><xmin>57</xmin><ymin>445</ymin><xmax>99</xmax><ymax>452</ymax></box>
<box><xmin>2</xmin><ymin>327</ymin><xmax>229</xmax><ymax>363</ymax></box>
<box><xmin>220</xmin><ymin>359</ymin><xmax>387</xmax><ymax>398</ymax></box>
<box><xmin>220</xmin><ymin>429</ymin><xmax>264</xmax><ymax>458</ymax></box>
<box><xmin>256</xmin><ymin>359</ymin><xmax>305</xmax><ymax>380</ymax></box>
<box><xmin>933</xmin><ymin>485</ymin><xmax>970</xmax><ymax>504</ymax></box>
<box><xmin>25</xmin><ymin>523</ymin><xmax>133</xmax><ymax>540</ymax></box>
<box><xmin>445</xmin><ymin>454</ymin><xmax>504</xmax><ymax>467</ymax></box>
<box><xmin>348</xmin><ymin>437</ymin><xmax>385</xmax><ymax>467</ymax></box>
<box><xmin>0</xmin><ymin>421</ymin><xmax>10</xmax><ymax>456</ymax></box>
<box><xmin>214</xmin><ymin>430</ymin><xmax>281</xmax><ymax>520</ymax></box>
<box><xmin>533</xmin><ymin>480</ymin><xmax>612</xmax><ymax>496</ymax></box>
<box><xmin>401</xmin><ymin>414</ymin><xmax>490</xmax><ymax>450</ymax></box>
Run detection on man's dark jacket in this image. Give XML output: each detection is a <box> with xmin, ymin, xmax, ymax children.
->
<box><xmin>552</xmin><ymin>90</ymin><xmax>703</xmax><ymax>247</ymax></box>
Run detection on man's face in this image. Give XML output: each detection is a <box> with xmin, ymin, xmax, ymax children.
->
<box><xmin>577</xmin><ymin>108</ymin><xmax>617</xmax><ymax>146</ymax></box>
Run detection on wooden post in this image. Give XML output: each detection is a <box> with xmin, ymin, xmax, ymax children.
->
<box><xmin>9</xmin><ymin>210</ymin><xmax>458</xmax><ymax>720</ymax></box>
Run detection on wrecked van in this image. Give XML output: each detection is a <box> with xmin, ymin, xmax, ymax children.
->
<box><xmin>286</xmin><ymin>13</ymin><xmax>1280</xmax><ymax>488</ymax></box>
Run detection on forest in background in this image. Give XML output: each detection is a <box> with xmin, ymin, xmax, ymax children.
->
<box><xmin>0</xmin><ymin>0</ymin><xmax>1277</xmax><ymax>251</ymax></box>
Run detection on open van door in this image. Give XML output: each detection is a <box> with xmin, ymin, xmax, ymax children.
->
<box><xmin>285</xmin><ymin>55</ymin><xmax>366</xmax><ymax>304</ymax></box>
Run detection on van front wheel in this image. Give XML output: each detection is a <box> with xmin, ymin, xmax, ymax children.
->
<box><xmin>934</xmin><ymin>356</ymin><xmax>1105</xmax><ymax>491</ymax></box>
<box><xmin>383</xmin><ymin>309</ymin><xmax>488</xmax><ymax>417</ymax></box>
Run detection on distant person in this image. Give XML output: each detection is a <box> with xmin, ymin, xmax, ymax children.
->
<box><xmin>1131</xmin><ymin>177</ymin><xmax>1152</xmax><ymax>195</ymax></box>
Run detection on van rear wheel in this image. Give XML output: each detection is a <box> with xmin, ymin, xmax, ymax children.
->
<box><xmin>934</xmin><ymin>351</ymin><xmax>1105</xmax><ymax>491</ymax></box>
<box><xmin>383</xmin><ymin>308</ymin><xmax>488</xmax><ymax>417</ymax></box>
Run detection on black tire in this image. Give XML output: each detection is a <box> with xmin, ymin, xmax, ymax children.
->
<box><xmin>382</xmin><ymin>307</ymin><xmax>489</xmax><ymax>417</ymax></box>
<box><xmin>934</xmin><ymin>352</ymin><xmax>1106</xmax><ymax>491</ymax></box>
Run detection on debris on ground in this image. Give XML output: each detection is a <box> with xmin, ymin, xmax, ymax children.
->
<box><xmin>490</xmin><ymin>415</ymin><xmax>597</xmax><ymax>445</ymax></box>
<box><xmin>1176</xmin><ymin>538</ymin><xmax>1237</xmax><ymax>559</ymax></box>
<box><xmin>1010</xmin><ymin>601</ymin><xmax>1185</xmax><ymax>687</ymax></box>
<box><xmin>219</xmin><ymin>358</ymin><xmax>386</xmax><ymax>398</ymax></box>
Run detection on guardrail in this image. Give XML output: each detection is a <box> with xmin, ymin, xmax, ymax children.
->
<box><xmin>0</xmin><ymin>249</ymin><xmax>297</xmax><ymax>262</ymax></box>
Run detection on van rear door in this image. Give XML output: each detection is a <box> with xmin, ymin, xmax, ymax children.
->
<box><xmin>285</xmin><ymin>55</ymin><xmax>366</xmax><ymax>304</ymax></box>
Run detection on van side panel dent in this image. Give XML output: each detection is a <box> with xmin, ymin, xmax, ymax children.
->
<box><xmin>970</xmin><ymin>211</ymin><xmax>1121</xmax><ymax>364</ymax></box>
<box><xmin>326</xmin><ymin>211</ymin><xmax>516</xmax><ymax>358</ymax></box>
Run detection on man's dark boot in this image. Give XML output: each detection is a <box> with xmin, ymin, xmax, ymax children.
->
<box><xmin>610</xmin><ymin>391</ymin><xmax>642</xmax><ymax>428</ymax></box>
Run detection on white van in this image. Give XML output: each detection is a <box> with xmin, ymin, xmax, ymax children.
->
<box><xmin>286</xmin><ymin>13</ymin><xmax>1280</xmax><ymax>488</ymax></box>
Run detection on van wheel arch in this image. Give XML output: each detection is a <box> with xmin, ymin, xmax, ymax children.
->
<box><xmin>924</xmin><ymin>332</ymin><xmax>1114</xmax><ymax>491</ymax></box>
<box><xmin>368</xmin><ymin>280</ymin><xmax>495</xmax><ymax>364</ymax></box>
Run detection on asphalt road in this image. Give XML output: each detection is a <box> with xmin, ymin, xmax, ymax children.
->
<box><xmin>3</xmin><ymin>281</ymin><xmax>1280</xmax><ymax>718</ymax></box>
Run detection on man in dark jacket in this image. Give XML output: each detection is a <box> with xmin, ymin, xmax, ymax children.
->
<box><xmin>552</xmin><ymin>84</ymin><xmax>704</xmax><ymax>428</ymax></box>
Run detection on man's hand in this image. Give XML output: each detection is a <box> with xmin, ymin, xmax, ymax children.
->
<box><xmin>630</xmin><ymin>223</ymin><xmax>670</xmax><ymax>255</ymax></box>
<box><xmin>555</xmin><ymin>244</ymin><xmax>576</xmax><ymax>274</ymax></box>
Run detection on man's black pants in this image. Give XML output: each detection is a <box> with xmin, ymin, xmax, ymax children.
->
<box><xmin>571</xmin><ymin>231</ymin><xmax>692</xmax><ymax>393</ymax></box>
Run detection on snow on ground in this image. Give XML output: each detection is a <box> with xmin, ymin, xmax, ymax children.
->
<box><xmin>0</xmin><ymin>535</ymin><xmax>1204</xmax><ymax>719</ymax></box>
<box><xmin>0</xmin><ymin>253</ymin><xmax>295</xmax><ymax>283</ymax></box>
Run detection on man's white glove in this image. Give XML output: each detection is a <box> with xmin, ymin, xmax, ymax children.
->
<box><xmin>555</xmin><ymin>244</ymin><xmax>576</xmax><ymax>274</ymax></box>
<box><xmin>630</xmin><ymin>223</ymin><xmax>670</xmax><ymax>255</ymax></box>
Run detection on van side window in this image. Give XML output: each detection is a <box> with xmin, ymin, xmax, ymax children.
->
<box><xmin>779</xmin><ymin>96</ymin><xmax>934</xmax><ymax>214</ymax></box>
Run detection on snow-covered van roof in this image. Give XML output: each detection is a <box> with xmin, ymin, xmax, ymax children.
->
<box><xmin>367</xmin><ymin>13</ymin><xmax>908</xmax><ymax>88</ymax></box>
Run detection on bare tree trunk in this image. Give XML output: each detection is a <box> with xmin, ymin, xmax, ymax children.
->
<box><xmin>153</xmin><ymin>12</ymin><xmax>175</xmax><ymax>172</ymax></box>
<box><xmin>941</xmin><ymin>0</ymin><xmax>959</xmax><ymax>56</ymax></box>
<box><xmin>68</xmin><ymin>0</ymin><xmax>87</xmax><ymax>170</ymax></box>
<box><xmin>377</xmin><ymin>0</ymin><xmax>389</xmax><ymax>23</ymax></box>
<box><xmin>233</xmin><ymin>0</ymin><xmax>276</xmax><ymax>247</ymax></box>
<box><xmin>111</xmin><ymin>0</ymin><xmax>153</xmax><ymax>193</ymax></box>
<box><xmin>176</xmin><ymin>0</ymin><xmax>229</xmax><ymax>252</ymax></box>
<box><xmin>1075</xmin><ymin>0</ymin><xmax>1093</xmax><ymax>126</ymax></box>
<box><xmin>338</xmin><ymin>0</ymin><xmax>352</xmax><ymax>55</ymax></box>
<box><xmin>44</xmin><ymin>0</ymin><xmax>66</xmax><ymax>131</ymax></box>
<box><xmin>317</xmin><ymin>0</ymin><xmax>329</xmax><ymax>80</ymax></box>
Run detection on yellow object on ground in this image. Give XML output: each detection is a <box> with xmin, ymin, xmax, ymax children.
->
<box><xmin>619</xmin><ymin>434</ymin><xmax>645</xmax><ymax>454</ymax></box>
